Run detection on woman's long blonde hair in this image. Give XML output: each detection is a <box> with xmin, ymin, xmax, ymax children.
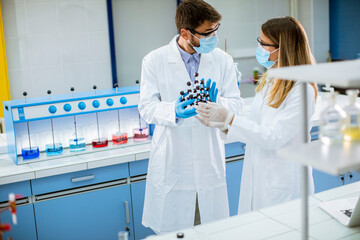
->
<box><xmin>256</xmin><ymin>16</ymin><xmax>318</xmax><ymax>108</ymax></box>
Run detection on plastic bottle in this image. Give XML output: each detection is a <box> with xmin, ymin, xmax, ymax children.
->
<box><xmin>319</xmin><ymin>92</ymin><xmax>347</xmax><ymax>145</ymax></box>
<box><xmin>342</xmin><ymin>89</ymin><xmax>360</xmax><ymax>141</ymax></box>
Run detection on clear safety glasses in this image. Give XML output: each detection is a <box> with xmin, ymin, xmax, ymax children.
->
<box><xmin>188</xmin><ymin>23</ymin><xmax>220</xmax><ymax>39</ymax></box>
<box><xmin>256</xmin><ymin>37</ymin><xmax>279</xmax><ymax>48</ymax></box>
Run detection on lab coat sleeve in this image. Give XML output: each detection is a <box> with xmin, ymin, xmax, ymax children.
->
<box><xmin>227</xmin><ymin>84</ymin><xmax>316</xmax><ymax>150</ymax></box>
<box><xmin>217</xmin><ymin>54</ymin><xmax>243</xmax><ymax>115</ymax></box>
<box><xmin>138</xmin><ymin>56</ymin><xmax>178</xmax><ymax>126</ymax></box>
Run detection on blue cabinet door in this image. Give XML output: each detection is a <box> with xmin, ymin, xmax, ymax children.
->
<box><xmin>1</xmin><ymin>203</ymin><xmax>37</xmax><ymax>240</ymax></box>
<box><xmin>350</xmin><ymin>171</ymin><xmax>360</xmax><ymax>183</ymax></box>
<box><xmin>344</xmin><ymin>171</ymin><xmax>360</xmax><ymax>185</ymax></box>
<box><xmin>313</xmin><ymin>169</ymin><xmax>343</xmax><ymax>193</ymax></box>
<box><xmin>131</xmin><ymin>180</ymin><xmax>155</xmax><ymax>240</ymax></box>
<box><xmin>226</xmin><ymin>160</ymin><xmax>243</xmax><ymax>216</ymax></box>
<box><xmin>34</xmin><ymin>184</ymin><xmax>134</xmax><ymax>240</ymax></box>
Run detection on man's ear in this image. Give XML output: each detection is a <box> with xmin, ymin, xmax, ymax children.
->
<box><xmin>180</xmin><ymin>29</ymin><xmax>190</xmax><ymax>40</ymax></box>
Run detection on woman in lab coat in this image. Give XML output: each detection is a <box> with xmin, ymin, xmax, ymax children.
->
<box><xmin>196</xmin><ymin>16</ymin><xmax>318</xmax><ymax>214</ymax></box>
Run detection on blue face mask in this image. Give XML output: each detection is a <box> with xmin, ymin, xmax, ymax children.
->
<box><xmin>189</xmin><ymin>32</ymin><xmax>218</xmax><ymax>54</ymax></box>
<box><xmin>256</xmin><ymin>43</ymin><xmax>279</xmax><ymax>69</ymax></box>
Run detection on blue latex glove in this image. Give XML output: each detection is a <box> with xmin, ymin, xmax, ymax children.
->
<box><xmin>205</xmin><ymin>78</ymin><xmax>218</xmax><ymax>102</ymax></box>
<box><xmin>175</xmin><ymin>95</ymin><xmax>197</xmax><ymax>118</ymax></box>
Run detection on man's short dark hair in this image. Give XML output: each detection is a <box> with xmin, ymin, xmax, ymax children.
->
<box><xmin>175</xmin><ymin>0</ymin><xmax>222</xmax><ymax>34</ymax></box>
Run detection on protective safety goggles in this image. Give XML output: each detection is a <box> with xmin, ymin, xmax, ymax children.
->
<box><xmin>257</xmin><ymin>37</ymin><xmax>279</xmax><ymax>48</ymax></box>
<box><xmin>188</xmin><ymin>23</ymin><xmax>220</xmax><ymax>39</ymax></box>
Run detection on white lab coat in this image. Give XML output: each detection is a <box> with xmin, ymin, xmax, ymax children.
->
<box><xmin>139</xmin><ymin>35</ymin><xmax>243</xmax><ymax>233</ymax></box>
<box><xmin>226</xmin><ymin>77</ymin><xmax>316</xmax><ymax>214</ymax></box>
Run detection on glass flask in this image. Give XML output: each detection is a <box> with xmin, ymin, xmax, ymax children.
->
<box><xmin>112</xmin><ymin>132</ymin><xmax>128</xmax><ymax>144</ymax></box>
<box><xmin>22</xmin><ymin>147</ymin><xmax>40</xmax><ymax>160</ymax></box>
<box><xmin>133</xmin><ymin>127</ymin><xmax>149</xmax><ymax>142</ymax></box>
<box><xmin>319</xmin><ymin>92</ymin><xmax>347</xmax><ymax>145</ymax></box>
<box><xmin>342</xmin><ymin>89</ymin><xmax>360</xmax><ymax>142</ymax></box>
<box><xmin>45</xmin><ymin>143</ymin><xmax>63</xmax><ymax>156</ymax></box>
<box><xmin>92</xmin><ymin>137</ymin><xmax>109</xmax><ymax>148</ymax></box>
<box><xmin>69</xmin><ymin>137</ymin><xmax>86</xmax><ymax>152</ymax></box>
<box><xmin>21</xmin><ymin>123</ymin><xmax>40</xmax><ymax>160</ymax></box>
<box><xmin>45</xmin><ymin>119</ymin><xmax>63</xmax><ymax>156</ymax></box>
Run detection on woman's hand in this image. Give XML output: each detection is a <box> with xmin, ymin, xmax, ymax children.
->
<box><xmin>195</xmin><ymin>102</ymin><xmax>234</xmax><ymax>130</ymax></box>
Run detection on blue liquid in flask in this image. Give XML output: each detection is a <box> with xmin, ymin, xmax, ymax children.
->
<box><xmin>22</xmin><ymin>147</ymin><xmax>40</xmax><ymax>160</ymax></box>
<box><xmin>45</xmin><ymin>143</ymin><xmax>63</xmax><ymax>156</ymax></box>
<box><xmin>69</xmin><ymin>138</ymin><xmax>86</xmax><ymax>152</ymax></box>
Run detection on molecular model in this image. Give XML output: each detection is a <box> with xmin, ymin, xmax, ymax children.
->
<box><xmin>179</xmin><ymin>73</ymin><xmax>212</xmax><ymax>108</ymax></box>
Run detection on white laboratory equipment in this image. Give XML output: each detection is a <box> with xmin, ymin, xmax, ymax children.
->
<box><xmin>3</xmin><ymin>85</ymin><xmax>145</xmax><ymax>165</ymax></box>
<box><xmin>319</xmin><ymin>91</ymin><xmax>347</xmax><ymax>145</ymax></box>
<box><xmin>343</xmin><ymin>89</ymin><xmax>360</xmax><ymax>141</ymax></box>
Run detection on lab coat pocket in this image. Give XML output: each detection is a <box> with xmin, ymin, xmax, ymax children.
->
<box><xmin>148</xmin><ymin>126</ymin><xmax>167</xmax><ymax>184</ymax></box>
<box><xmin>266</xmin><ymin>158</ymin><xmax>295</xmax><ymax>193</ymax></box>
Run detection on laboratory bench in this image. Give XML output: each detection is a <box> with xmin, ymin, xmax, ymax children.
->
<box><xmin>0</xmin><ymin>92</ymin><xmax>359</xmax><ymax>240</ymax></box>
<box><xmin>145</xmin><ymin>181</ymin><xmax>360</xmax><ymax>240</ymax></box>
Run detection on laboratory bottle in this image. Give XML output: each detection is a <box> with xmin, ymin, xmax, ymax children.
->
<box><xmin>319</xmin><ymin>92</ymin><xmax>346</xmax><ymax>145</ymax></box>
<box><xmin>342</xmin><ymin>89</ymin><xmax>360</xmax><ymax>141</ymax></box>
<box><xmin>233</xmin><ymin>63</ymin><xmax>242</xmax><ymax>88</ymax></box>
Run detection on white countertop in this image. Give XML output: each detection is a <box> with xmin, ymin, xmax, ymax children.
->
<box><xmin>145</xmin><ymin>181</ymin><xmax>360</xmax><ymax>240</ymax></box>
<box><xmin>0</xmin><ymin>92</ymin><xmax>355</xmax><ymax>185</ymax></box>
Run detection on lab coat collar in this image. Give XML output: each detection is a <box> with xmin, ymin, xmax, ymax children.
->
<box><xmin>168</xmin><ymin>35</ymin><xmax>211</xmax><ymax>64</ymax></box>
<box><xmin>176</xmin><ymin>38</ymin><xmax>201</xmax><ymax>64</ymax></box>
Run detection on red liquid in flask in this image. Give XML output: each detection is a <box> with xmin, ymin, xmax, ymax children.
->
<box><xmin>133</xmin><ymin>128</ymin><xmax>149</xmax><ymax>142</ymax></box>
<box><xmin>92</xmin><ymin>137</ymin><xmax>108</xmax><ymax>148</ymax></box>
<box><xmin>112</xmin><ymin>132</ymin><xmax>128</xmax><ymax>144</ymax></box>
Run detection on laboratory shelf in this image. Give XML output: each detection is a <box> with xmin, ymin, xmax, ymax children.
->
<box><xmin>267</xmin><ymin>59</ymin><xmax>360</xmax><ymax>240</ymax></box>
<box><xmin>277</xmin><ymin>141</ymin><xmax>360</xmax><ymax>175</ymax></box>
<box><xmin>267</xmin><ymin>60</ymin><xmax>360</xmax><ymax>88</ymax></box>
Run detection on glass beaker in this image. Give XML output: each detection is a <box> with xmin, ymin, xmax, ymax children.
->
<box><xmin>133</xmin><ymin>127</ymin><xmax>149</xmax><ymax>142</ymax></box>
<box><xmin>112</xmin><ymin>132</ymin><xmax>128</xmax><ymax>144</ymax></box>
<box><xmin>45</xmin><ymin>143</ymin><xmax>63</xmax><ymax>156</ymax></box>
<box><xmin>69</xmin><ymin>137</ymin><xmax>86</xmax><ymax>152</ymax></box>
<box><xmin>92</xmin><ymin>137</ymin><xmax>109</xmax><ymax>148</ymax></box>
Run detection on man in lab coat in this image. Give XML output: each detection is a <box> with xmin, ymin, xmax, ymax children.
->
<box><xmin>138</xmin><ymin>0</ymin><xmax>243</xmax><ymax>234</ymax></box>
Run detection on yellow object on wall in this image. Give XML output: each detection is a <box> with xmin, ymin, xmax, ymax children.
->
<box><xmin>0</xmin><ymin>3</ymin><xmax>11</xmax><ymax>118</ymax></box>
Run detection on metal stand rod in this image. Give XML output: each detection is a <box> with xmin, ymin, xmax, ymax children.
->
<box><xmin>73</xmin><ymin>115</ymin><xmax>78</xmax><ymax>142</ymax></box>
<box><xmin>96</xmin><ymin>112</ymin><xmax>100</xmax><ymax>140</ymax></box>
<box><xmin>301</xmin><ymin>166</ymin><xmax>309</xmax><ymax>240</ymax></box>
<box><xmin>301</xmin><ymin>82</ymin><xmax>309</xmax><ymax>240</ymax></box>
<box><xmin>27</xmin><ymin>122</ymin><xmax>32</xmax><ymax>149</ymax></box>
<box><xmin>51</xmin><ymin>119</ymin><xmax>55</xmax><ymax>148</ymax></box>
<box><xmin>118</xmin><ymin>109</ymin><xmax>121</xmax><ymax>132</ymax></box>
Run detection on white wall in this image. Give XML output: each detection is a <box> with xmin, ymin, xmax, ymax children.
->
<box><xmin>206</xmin><ymin>0</ymin><xmax>292</xmax><ymax>80</ymax></box>
<box><xmin>1</xmin><ymin>0</ymin><xmax>112</xmax><ymax>99</ymax></box>
<box><xmin>112</xmin><ymin>0</ymin><xmax>177</xmax><ymax>87</ymax></box>
<box><xmin>1</xmin><ymin>0</ymin><xmax>330</xmax><ymax>97</ymax></box>
<box><xmin>295</xmin><ymin>0</ymin><xmax>330</xmax><ymax>63</ymax></box>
